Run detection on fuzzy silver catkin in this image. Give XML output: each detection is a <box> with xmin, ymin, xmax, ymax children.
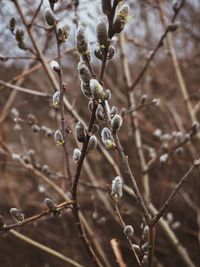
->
<box><xmin>76</xmin><ymin>25</ymin><xmax>89</xmax><ymax>56</ymax></box>
<box><xmin>90</xmin><ymin>79</ymin><xmax>105</xmax><ymax>101</ymax></box>
<box><xmin>124</xmin><ymin>225</ymin><xmax>134</xmax><ymax>237</ymax></box>
<box><xmin>50</xmin><ymin>60</ymin><xmax>60</xmax><ymax>73</ymax></box>
<box><xmin>10</xmin><ymin>208</ymin><xmax>24</xmax><ymax>222</ymax></box>
<box><xmin>52</xmin><ymin>90</ymin><xmax>60</xmax><ymax>108</ymax></box>
<box><xmin>111</xmin><ymin>114</ymin><xmax>122</xmax><ymax>132</ymax></box>
<box><xmin>78</xmin><ymin>61</ymin><xmax>91</xmax><ymax>84</ymax></box>
<box><xmin>75</xmin><ymin>121</ymin><xmax>85</xmax><ymax>142</ymax></box>
<box><xmin>73</xmin><ymin>148</ymin><xmax>81</xmax><ymax>162</ymax></box>
<box><xmin>97</xmin><ymin>19</ymin><xmax>108</xmax><ymax>48</ymax></box>
<box><xmin>101</xmin><ymin>0</ymin><xmax>112</xmax><ymax>16</ymax></box>
<box><xmin>111</xmin><ymin>176</ymin><xmax>123</xmax><ymax>199</ymax></box>
<box><xmin>101</xmin><ymin>127</ymin><xmax>114</xmax><ymax>148</ymax></box>
<box><xmin>87</xmin><ymin>135</ymin><xmax>97</xmax><ymax>152</ymax></box>
<box><xmin>44</xmin><ymin>8</ymin><xmax>57</xmax><ymax>27</ymax></box>
<box><xmin>81</xmin><ymin>82</ymin><xmax>92</xmax><ymax>98</ymax></box>
<box><xmin>44</xmin><ymin>198</ymin><xmax>56</xmax><ymax>211</ymax></box>
<box><xmin>57</xmin><ymin>25</ymin><xmax>69</xmax><ymax>43</ymax></box>
<box><xmin>113</xmin><ymin>4</ymin><xmax>130</xmax><ymax>33</ymax></box>
<box><xmin>54</xmin><ymin>130</ymin><xmax>65</xmax><ymax>145</ymax></box>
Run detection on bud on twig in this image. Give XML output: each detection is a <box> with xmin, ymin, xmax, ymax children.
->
<box><xmin>75</xmin><ymin>121</ymin><xmax>85</xmax><ymax>142</ymax></box>
<box><xmin>78</xmin><ymin>61</ymin><xmax>91</xmax><ymax>84</ymax></box>
<box><xmin>94</xmin><ymin>47</ymin><xmax>103</xmax><ymax>60</ymax></box>
<box><xmin>143</xmin><ymin>225</ymin><xmax>149</xmax><ymax>241</ymax></box>
<box><xmin>101</xmin><ymin>127</ymin><xmax>115</xmax><ymax>148</ymax></box>
<box><xmin>10</xmin><ymin>208</ymin><xmax>24</xmax><ymax>222</ymax></box>
<box><xmin>9</xmin><ymin>17</ymin><xmax>16</xmax><ymax>33</ymax></box>
<box><xmin>111</xmin><ymin>176</ymin><xmax>123</xmax><ymax>200</ymax></box>
<box><xmin>97</xmin><ymin>19</ymin><xmax>109</xmax><ymax>48</ymax></box>
<box><xmin>73</xmin><ymin>148</ymin><xmax>81</xmax><ymax>162</ymax></box>
<box><xmin>76</xmin><ymin>25</ymin><xmax>89</xmax><ymax>57</ymax></box>
<box><xmin>44</xmin><ymin>8</ymin><xmax>57</xmax><ymax>27</ymax></box>
<box><xmin>81</xmin><ymin>82</ymin><xmax>92</xmax><ymax>98</ymax></box>
<box><xmin>113</xmin><ymin>5</ymin><xmax>130</xmax><ymax>34</ymax></box>
<box><xmin>90</xmin><ymin>79</ymin><xmax>105</xmax><ymax>102</ymax></box>
<box><xmin>87</xmin><ymin>135</ymin><xmax>97</xmax><ymax>152</ymax></box>
<box><xmin>54</xmin><ymin>130</ymin><xmax>65</xmax><ymax>145</ymax></box>
<box><xmin>96</xmin><ymin>105</ymin><xmax>105</xmax><ymax>122</ymax></box>
<box><xmin>52</xmin><ymin>90</ymin><xmax>60</xmax><ymax>108</ymax></box>
<box><xmin>44</xmin><ymin>198</ymin><xmax>56</xmax><ymax>211</ymax></box>
<box><xmin>111</xmin><ymin>114</ymin><xmax>122</xmax><ymax>132</ymax></box>
<box><xmin>50</xmin><ymin>60</ymin><xmax>60</xmax><ymax>73</ymax></box>
<box><xmin>124</xmin><ymin>225</ymin><xmax>134</xmax><ymax>237</ymax></box>
<box><xmin>15</xmin><ymin>28</ymin><xmax>24</xmax><ymax>43</ymax></box>
<box><xmin>107</xmin><ymin>46</ymin><xmax>115</xmax><ymax>60</ymax></box>
<box><xmin>57</xmin><ymin>25</ymin><xmax>69</xmax><ymax>43</ymax></box>
<box><xmin>101</xmin><ymin>0</ymin><xmax>112</xmax><ymax>16</ymax></box>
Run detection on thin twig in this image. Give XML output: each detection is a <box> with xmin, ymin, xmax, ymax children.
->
<box><xmin>130</xmin><ymin>0</ymin><xmax>185</xmax><ymax>91</ymax></box>
<box><xmin>152</xmin><ymin>160</ymin><xmax>200</xmax><ymax>226</ymax></box>
<box><xmin>29</xmin><ymin>0</ymin><xmax>44</xmax><ymax>28</ymax></box>
<box><xmin>115</xmin><ymin>201</ymin><xmax>142</xmax><ymax>267</ymax></box>
<box><xmin>0</xmin><ymin>80</ymin><xmax>51</xmax><ymax>97</ymax></box>
<box><xmin>0</xmin><ymin>201</ymin><xmax>74</xmax><ymax>232</ymax></box>
<box><xmin>54</xmin><ymin>27</ymin><xmax>72</xmax><ymax>187</ymax></box>
<box><xmin>10</xmin><ymin>229</ymin><xmax>85</xmax><ymax>267</ymax></box>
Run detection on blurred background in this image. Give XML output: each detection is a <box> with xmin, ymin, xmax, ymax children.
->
<box><xmin>0</xmin><ymin>0</ymin><xmax>200</xmax><ymax>266</ymax></box>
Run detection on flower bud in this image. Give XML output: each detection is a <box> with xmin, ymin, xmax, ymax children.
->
<box><xmin>87</xmin><ymin>135</ymin><xmax>97</xmax><ymax>152</ymax></box>
<box><xmin>88</xmin><ymin>100</ymin><xmax>94</xmax><ymax>112</ymax></box>
<box><xmin>52</xmin><ymin>90</ymin><xmax>60</xmax><ymax>108</ymax></box>
<box><xmin>172</xmin><ymin>0</ymin><xmax>179</xmax><ymax>12</ymax></box>
<box><xmin>50</xmin><ymin>60</ymin><xmax>60</xmax><ymax>73</ymax></box>
<box><xmin>73</xmin><ymin>148</ymin><xmax>81</xmax><ymax>162</ymax></box>
<box><xmin>81</xmin><ymin>82</ymin><xmax>92</xmax><ymax>98</ymax></box>
<box><xmin>57</xmin><ymin>25</ymin><xmax>69</xmax><ymax>43</ymax></box>
<box><xmin>94</xmin><ymin>47</ymin><xmax>103</xmax><ymax>60</ymax></box>
<box><xmin>112</xmin><ymin>5</ymin><xmax>130</xmax><ymax>33</ymax></box>
<box><xmin>111</xmin><ymin>114</ymin><xmax>122</xmax><ymax>132</ymax></box>
<box><xmin>76</xmin><ymin>25</ymin><xmax>89</xmax><ymax>57</ymax></box>
<box><xmin>44</xmin><ymin>8</ymin><xmax>57</xmax><ymax>27</ymax></box>
<box><xmin>15</xmin><ymin>28</ymin><xmax>24</xmax><ymax>43</ymax></box>
<box><xmin>101</xmin><ymin>127</ymin><xmax>115</xmax><ymax>148</ymax></box>
<box><xmin>107</xmin><ymin>46</ymin><xmax>115</xmax><ymax>60</ymax></box>
<box><xmin>90</xmin><ymin>79</ymin><xmax>105</xmax><ymax>102</ymax></box>
<box><xmin>54</xmin><ymin>129</ymin><xmax>65</xmax><ymax>145</ymax></box>
<box><xmin>78</xmin><ymin>61</ymin><xmax>91</xmax><ymax>84</ymax></box>
<box><xmin>27</xmin><ymin>114</ymin><xmax>37</xmax><ymax>125</ymax></box>
<box><xmin>101</xmin><ymin>0</ymin><xmax>112</xmax><ymax>16</ymax></box>
<box><xmin>111</xmin><ymin>176</ymin><xmax>123</xmax><ymax>200</ymax></box>
<box><xmin>141</xmin><ymin>255</ymin><xmax>148</xmax><ymax>267</ymax></box>
<box><xmin>10</xmin><ymin>17</ymin><xmax>16</xmax><ymax>32</ymax></box>
<box><xmin>96</xmin><ymin>106</ymin><xmax>105</xmax><ymax>122</ymax></box>
<box><xmin>167</xmin><ymin>23</ymin><xmax>179</xmax><ymax>32</ymax></box>
<box><xmin>140</xmin><ymin>94</ymin><xmax>147</xmax><ymax>105</ymax></box>
<box><xmin>97</xmin><ymin>19</ymin><xmax>108</xmax><ymax>48</ymax></box>
<box><xmin>104</xmin><ymin>89</ymin><xmax>111</xmax><ymax>101</ymax></box>
<box><xmin>143</xmin><ymin>225</ymin><xmax>149</xmax><ymax>241</ymax></box>
<box><xmin>31</xmin><ymin>124</ymin><xmax>40</xmax><ymax>133</ymax></box>
<box><xmin>49</xmin><ymin>0</ymin><xmax>59</xmax><ymax>10</ymax></box>
<box><xmin>28</xmin><ymin>149</ymin><xmax>35</xmax><ymax>165</ymax></box>
<box><xmin>92</xmin><ymin>124</ymin><xmax>99</xmax><ymax>134</ymax></box>
<box><xmin>10</xmin><ymin>208</ymin><xmax>24</xmax><ymax>222</ymax></box>
<box><xmin>44</xmin><ymin>198</ymin><xmax>56</xmax><ymax>211</ymax></box>
<box><xmin>76</xmin><ymin>121</ymin><xmax>85</xmax><ymax>142</ymax></box>
<box><xmin>159</xmin><ymin>153</ymin><xmax>168</xmax><ymax>164</ymax></box>
<box><xmin>110</xmin><ymin>106</ymin><xmax>118</xmax><ymax>117</ymax></box>
<box><xmin>124</xmin><ymin>225</ymin><xmax>134</xmax><ymax>237</ymax></box>
<box><xmin>42</xmin><ymin>164</ymin><xmax>49</xmax><ymax>174</ymax></box>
